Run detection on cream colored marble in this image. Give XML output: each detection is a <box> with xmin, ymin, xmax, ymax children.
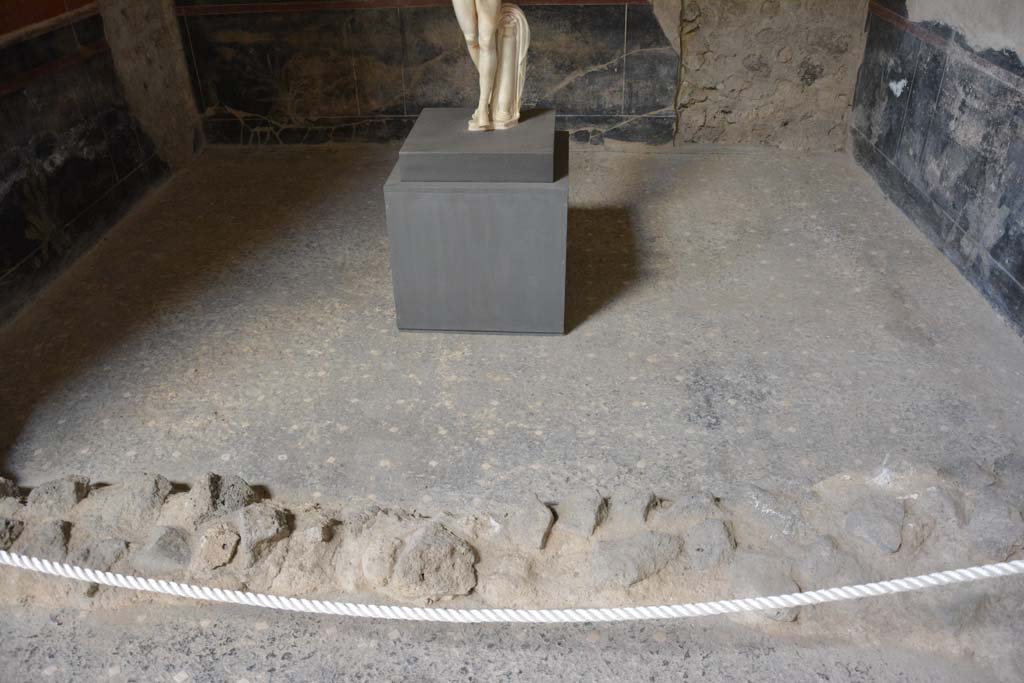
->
<box><xmin>453</xmin><ymin>1</ymin><xmax>530</xmax><ymax>131</ymax></box>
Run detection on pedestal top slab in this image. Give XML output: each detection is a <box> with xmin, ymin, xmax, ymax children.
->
<box><xmin>398</xmin><ymin>108</ymin><xmax>556</xmax><ymax>183</ymax></box>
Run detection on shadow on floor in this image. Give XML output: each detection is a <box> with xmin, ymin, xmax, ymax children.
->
<box><xmin>564</xmin><ymin>206</ymin><xmax>636</xmax><ymax>333</ymax></box>
<box><xmin>0</xmin><ymin>143</ymin><xmax>642</xmax><ymax>482</ymax></box>
<box><xmin>0</xmin><ymin>146</ymin><xmax>392</xmax><ymax>481</ymax></box>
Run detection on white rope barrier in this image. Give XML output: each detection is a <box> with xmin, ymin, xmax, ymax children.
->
<box><xmin>1</xmin><ymin>550</ymin><xmax>1022</xmax><ymax>623</ymax></box>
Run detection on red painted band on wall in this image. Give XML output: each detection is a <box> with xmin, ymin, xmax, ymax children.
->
<box><xmin>0</xmin><ymin>40</ymin><xmax>109</xmax><ymax>99</ymax></box>
<box><xmin>0</xmin><ymin>0</ymin><xmax>69</xmax><ymax>36</ymax></box>
<box><xmin>0</xmin><ymin>2</ymin><xmax>99</xmax><ymax>50</ymax></box>
<box><xmin>867</xmin><ymin>1</ymin><xmax>1023</xmax><ymax>89</ymax></box>
<box><xmin>867</xmin><ymin>2</ymin><xmax>947</xmax><ymax>49</ymax></box>
<box><xmin>175</xmin><ymin>0</ymin><xmax>649</xmax><ymax>16</ymax></box>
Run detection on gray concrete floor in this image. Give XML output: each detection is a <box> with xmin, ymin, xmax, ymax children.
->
<box><xmin>3</xmin><ymin>145</ymin><xmax>1024</xmax><ymax>681</ymax></box>
<box><xmin>2</xmin><ymin>144</ymin><xmax>1022</xmax><ymax>511</ymax></box>
<box><xmin>0</xmin><ymin>603</ymin><xmax>1005</xmax><ymax>682</ymax></box>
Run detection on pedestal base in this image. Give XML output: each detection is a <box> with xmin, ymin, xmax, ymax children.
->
<box><xmin>384</xmin><ymin>162</ymin><xmax>567</xmax><ymax>334</ymax></box>
<box><xmin>385</xmin><ymin>108</ymin><xmax>568</xmax><ymax>334</ymax></box>
<box><xmin>398</xmin><ymin>108</ymin><xmax>555</xmax><ymax>183</ymax></box>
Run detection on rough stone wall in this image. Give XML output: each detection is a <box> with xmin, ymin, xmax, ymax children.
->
<box><xmin>658</xmin><ymin>0</ymin><xmax>868</xmax><ymax>151</ymax></box>
<box><xmin>99</xmin><ymin>0</ymin><xmax>201</xmax><ymax>170</ymax></box>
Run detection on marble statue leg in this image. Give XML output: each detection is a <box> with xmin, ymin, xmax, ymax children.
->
<box><xmin>453</xmin><ymin>0</ymin><xmax>527</xmax><ymax>132</ymax></box>
<box><xmin>472</xmin><ymin>0</ymin><xmax>501</xmax><ymax>130</ymax></box>
<box><xmin>452</xmin><ymin>0</ymin><xmax>480</xmax><ymax>68</ymax></box>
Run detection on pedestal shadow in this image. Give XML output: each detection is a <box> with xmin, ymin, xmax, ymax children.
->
<box><xmin>564</xmin><ymin>205</ymin><xmax>636</xmax><ymax>332</ymax></box>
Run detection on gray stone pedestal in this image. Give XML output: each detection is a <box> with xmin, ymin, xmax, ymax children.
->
<box><xmin>384</xmin><ymin>109</ymin><xmax>568</xmax><ymax>334</ymax></box>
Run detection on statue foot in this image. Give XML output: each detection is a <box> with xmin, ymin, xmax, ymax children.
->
<box><xmin>492</xmin><ymin>112</ymin><xmax>519</xmax><ymax>130</ymax></box>
<box><xmin>468</xmin><ymin>107</ymin><xmax>493</xmax><ymax>132</ymax></box>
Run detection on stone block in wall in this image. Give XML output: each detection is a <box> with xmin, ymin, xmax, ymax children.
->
<box><xmin>672</xmin><ymin>0</ymin><xmax>866</xmax><ymax>152</ymax></box>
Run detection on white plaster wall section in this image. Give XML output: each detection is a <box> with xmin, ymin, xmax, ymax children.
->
<box><xmin>907</xmin><ymin>0</ymin><xmax>1024</xmax><ymax>57</ymax></box>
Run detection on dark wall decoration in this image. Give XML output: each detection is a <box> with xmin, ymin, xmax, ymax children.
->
<box><xmin>0</xmin><ymin>8</ymin><xmax>169</xmax><ymax>321</ymax></box>
<box><xmin>0</xmin><ymin>0</ymin><xmax>93</xmax><ymax>37</ymax></box>
<box><xmin>852</xmin><ymin>2</ymin><xmax>1024</xmax><ymax>333</ymax></box>
<box><xmin>174</xmin><ymin>0</ymin><xmax>677</xmax><ymax>146</ymax></box>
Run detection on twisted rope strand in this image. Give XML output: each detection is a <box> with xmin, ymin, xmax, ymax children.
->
<box><xmin>1</xmin><ymin>550</ymin><xmax>1021</xmax><ymax>624</ymax></box>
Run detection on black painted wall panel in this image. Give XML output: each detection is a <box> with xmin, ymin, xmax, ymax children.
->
<box><xmin>623</xmin><ymin>4</ymin><xmax>676</xmax><ymax>116</ymax></box>
<box><xmin>851</xmin><ymin>14</ymin><xmax>920</xmax><ymax>160</ymax></box>
<box><xmin>852</xmin><ymin>9</ymin><xmax>1024</xmax><ymax>334</ymax></box>
<box><xmin>0</xmin><ymin>15</ymin><xmax>168</xmax><ymax>321</ymax></box>
<box><xmin>175</xmin><ymin>2</ymin><xmax>677</xmax><ymax>146</ymax></box>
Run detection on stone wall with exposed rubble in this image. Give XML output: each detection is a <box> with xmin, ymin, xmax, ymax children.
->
<box><xmin>658</xmin><ymin>0</ymin><xmax>868</xmax><ymax>151</ymax></box>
